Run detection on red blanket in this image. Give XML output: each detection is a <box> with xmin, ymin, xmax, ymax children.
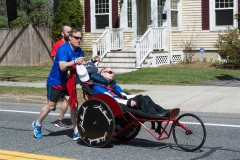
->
<box><xmin>67</xmin><ymin>65</ymin><xmax>77</xmax><ymax>109</ymax></box>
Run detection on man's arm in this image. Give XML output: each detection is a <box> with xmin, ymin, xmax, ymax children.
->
<box><xmin>59</xmin><ymin>57</ymin><xmax>85</xmax><ymax>71</ymax></box>
<box><xmin>93</xmin><ymin>85</ymin><xmax>129</xmax><ymax>105</ymax></box>
<box><xmin>59</xmin><ymin>61</ymin><xmax>75</xmax><ymax>71</ymax></box>
<box><xmin>91</xmin><ymin>55</ymin><xmax>100</xmax><ymax>63</ymax></box>
<box><xmin>51</xmin><ymin>43</ymin><xmax>58</xmax><ymax>57</ymax></box>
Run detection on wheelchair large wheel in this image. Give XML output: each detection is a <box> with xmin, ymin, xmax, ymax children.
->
<box><xmin>114</xmin><ymin>125</ymin><xmax>141</xmax><ymax>142</ymax></box>
<box><xmin>173</xmin><ymin>113</ymin><xmax>206</xmax><ymax>152</ymax></box>
<box><xmin>77</xmin><ymin>99</ymin><xmax>115</xmax><ymax>147</ymax></box>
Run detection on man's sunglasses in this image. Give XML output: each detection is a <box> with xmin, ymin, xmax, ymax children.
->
<box><xmin>104</xmin><ymin>71</ymin><xmax>114</xmax><ymax>74</ymax></box>
<box><xmin>72</xmin><ymin>36</ymin><xmax>82</xmax><ymax>40</ymax></box>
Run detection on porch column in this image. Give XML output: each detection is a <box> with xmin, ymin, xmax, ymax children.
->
<box><xmin>119</xmin><ymin>0</ymin><xmax>127</xmax><ymax>28</ymax></box>
<box><xmin>151</xmin><ymin>0</ymin><xmax>158</xmax><ymax>27</ymax></box>
<box><xmin>132</xmin><ymin>0</ymin><xmax>137</xmax><ymax>46</ymax></box>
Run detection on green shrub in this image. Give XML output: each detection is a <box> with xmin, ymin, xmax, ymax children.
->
<box><xmin>0</xmin><ymin>15</ymin><xmax>8</xmax><ymax>28</ymax></box>
<box><xmin>214</xmin><ymin>27</ymin><xmax>240</xmax><ymax>67</ymax></box>
<box><xmin>51</xmin><ymin>0</ymin><xmax>84</xmax><ymax>41</ymax></box>
<box><xmin>210</xmin><ymin>58</ymin><xmax>213</xmax><ymax>63</ymax></box>
<box><xmin>203</xmin><ymin>57</ymin><xmax>207</xmax><ymax>63</ymax></box>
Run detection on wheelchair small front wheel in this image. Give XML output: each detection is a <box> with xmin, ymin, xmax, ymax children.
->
<box><xmin>173</xmin><ymin>113</ymin><xmax>206</xmax><ymax>152</ymax></box>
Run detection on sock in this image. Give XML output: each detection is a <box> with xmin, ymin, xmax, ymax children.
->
<box><xmin>36</xmin><ymin>120</ymin><xmax>42</xmax><ymax>126</ymax></box>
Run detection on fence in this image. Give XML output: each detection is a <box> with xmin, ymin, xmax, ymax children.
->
<box><xmin>136</xmin><ymin>26</ymin><xmax>165</xmax><ymax>68</ymax></box>
<box><xmin>0</xmin><ymin>24</ymin><xmax>52</xmax><ymax>66</ymax></box>
<box><xmin>92</xmin><ymin>27</ymin><xmax>124</xmax><ymax>60</ymax></box>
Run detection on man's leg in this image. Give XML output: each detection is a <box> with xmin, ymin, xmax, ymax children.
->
<box><xmin>38</xmin><ymin>101</ymin><xmax>57</xmax><ymax>125</ymax></box>
<box><xmin>70</xmin><ymin>103</ymin><xmax>81</xmax><ymax>141</ymax></box>
<box><xmin>55</xmin><ymin>96</ymin><xmax>69</xmax><ymax>127</ymax></box>
<box><xmin>133</xmin><ymin>95</ymin><xmax>159</xmax><ymax>114</ymax></box>
<box><xmin>32</xmin><ymin>101</ymin><xmax>57</xmax><ymax>138</ymax></box>
<box><xmin>143</xmin><ymin>95</ymin><xmax>165</xmax><ymax>113</ymax></box>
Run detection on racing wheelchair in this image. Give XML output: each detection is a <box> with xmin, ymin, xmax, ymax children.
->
<box><xmin>74</xmin><ymin>71</ymin><xmax>206</xmax><ymax>152</ymax></box>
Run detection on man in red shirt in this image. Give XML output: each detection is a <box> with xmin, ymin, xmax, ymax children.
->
<box><xmin>51</xmin><ymin>25</ymin><xmax>72</xmax><ymax>58</ymax></box>
<box><xmin>51</xmin><ymin>25</ymin><xmax>72</xmax><ymax>128</ymax></box>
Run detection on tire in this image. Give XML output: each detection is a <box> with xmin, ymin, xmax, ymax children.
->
<box><xmin>173</xmin><ymin>113</ymin><xmax>206</xmax><ymax>152</ymax></box>
<box><xmin>114</xmin><ymin>125</ymin><xmax>141</xmax><ymax>142</ymax></box>
<box><xmin>77</xmin><ymin>99</ymin><xmax>115</xmax><ymax>147</ymax></box>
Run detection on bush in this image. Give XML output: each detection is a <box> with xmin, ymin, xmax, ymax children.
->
<box><xmin>214</xmin><ymin>27</ymin><xmax>240</xmax><ymax>67</ymax></box>
<box><xmin>0</xmin><ymin>15</ymin><xmax>8</xmax><ymax>28</ymax></box>
<box><xmin>51</xmin><ymin>0</ymin><xmax>84</xmax><ymax>41</ymax></box>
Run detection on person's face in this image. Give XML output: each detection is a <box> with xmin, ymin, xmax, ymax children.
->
<box><xmin>62</xmin><ymin>26</ymin><xmax>71</xmax><ymax>41</ymax></box>
<box><xmin>101</xmin><ymin>68</ymin><xmax>115</xmax><ymax>82</ymax></box>
<box><xmin>69</xmin><ymin>31</ymin><xmax>82</xmax><ymax>49</ymax></box>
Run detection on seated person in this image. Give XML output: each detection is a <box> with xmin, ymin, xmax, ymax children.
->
<box><xmin>92</xmin><ymin>67</ymin><xmax>170</xmax><ymax>117</ymax></box>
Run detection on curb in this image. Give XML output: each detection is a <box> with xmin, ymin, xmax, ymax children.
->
<box><xmin>0</xmin><ymin>96</ymin><xmax>46</xmax><ymax>104</ymax></box>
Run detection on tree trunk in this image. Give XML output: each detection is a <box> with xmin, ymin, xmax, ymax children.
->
<box><xmin>6</xmin><ymin>0</ymin><xmax>17</xmax><ymax>28</ymax></box>
<box><xmin>54</xmin><ymin>0</ymin><xmax>61</xmax><ymax>14</ymax></box>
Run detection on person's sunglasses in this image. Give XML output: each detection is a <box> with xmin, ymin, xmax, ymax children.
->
<box><xmin>72</xmin><ymin>36</ymin><xmax>82</xmax><ymax>40</ymax></box>
<box><xmin>104</xmin><ymin>71</ymin><xmax>114</xmax><ymax>74</ymax></box>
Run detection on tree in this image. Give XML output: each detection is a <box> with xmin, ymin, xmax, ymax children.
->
<box><xmin>10</xmin><ymin>0</ymin><xmax>53</xmax><ymax>28</ymax></box>
<box><xmin>6</xmin><ymin>0</ymin><xmax>17</xmax><ymax>27</ymax></box>
<box><xmin>178</xmin><ymin>20</ymin><xmax>200</xmax><ymax>64</ymax></box>
<box><xmin>0</xmin><ymin>0</ymin><xmax>8</xmax><ymax>27</ymax></box>
<box><xmin>51</xmin><ymin>0</ymin><xmax>84</xmax><ymax>41</ymax></box>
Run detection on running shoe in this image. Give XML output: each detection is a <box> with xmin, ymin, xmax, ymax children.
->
<box><xmin>32</xmin><ymin>121</ymin><xmax>42</xmax><ymax>138</ymax></box>
<box><xmin>73</xmin><ymin>132</ymin><xmax>81</xmax><ymax>141</ymax></box>
<box><xmin>55</xmin><ymin>120</ymin><xmax>65</xmax><ymax>128</ymax></box>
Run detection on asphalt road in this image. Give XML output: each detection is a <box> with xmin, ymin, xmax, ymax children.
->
<box><xmin>0</xmin><ymin>102</ymin><xmax>240</xmax><ymax>160</ymax></box>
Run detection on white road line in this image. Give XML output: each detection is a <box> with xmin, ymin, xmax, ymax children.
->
<box><xmin>0</xmin><ymin>109</ymin><xmax>70</xmax><ymax>117</ymax></box>
<box><xmin>0</xmin><ymin>109</ymin><xmax>239</xmax><ymax>128</ymax></box>
<box><xmin>179</xmin><ymin>122</ymin><xmax>240</xmax><ymax>128</ymax></box>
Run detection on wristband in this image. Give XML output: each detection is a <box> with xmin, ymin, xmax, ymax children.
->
<box><xmin>74</xmin><ymin>59</ymin><xmax>76</xmax><ymax>64</ymax></box>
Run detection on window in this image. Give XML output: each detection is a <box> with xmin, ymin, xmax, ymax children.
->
<box><xmin>210</xmin><ymin>0</ymin><xmax>237</xmax><ymax>30</ymax></box>
<box><xmin>91</xmin><ymin>0</ymin><xmax>112</xmax><ymax>33</ymax></box>
<box><xmin>95</xmin><ymin>0</ymin><xmax>109</xmax><ymax>29</ymax></box>
<box><xmin>127</xmin><ymin>0</ymin><xmax>132</xmax><ymax>27</ymax></box>
<box><xmin>157</xmin><ymin>0</ymin><xmax>165</xmax><ymax>27</ymax></box>
<box><xmin>171</xmin><ymin>0</ymin><xmax>178</xmax><ymax>27</ymax></box>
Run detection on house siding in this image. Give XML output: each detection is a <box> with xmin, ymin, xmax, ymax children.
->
<box><xmin>80</xmin><ymin>33</ymin><xmax>101</xmax><ymax>50</ymax></box>
<box><xmin>171</xmin><ymin>0</ymin><xmax>220</xmax><ymax>51</ymax></box>
<box><xmin>123</xmin><ymin>32</ymin><xmax>134</xmax><ymax>48</ymax></box>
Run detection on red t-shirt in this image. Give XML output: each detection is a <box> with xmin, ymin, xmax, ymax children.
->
<box><xmin>51</xmin><ymin>39</ymin><xmax>65</xmax><ymax>57</ymax></box>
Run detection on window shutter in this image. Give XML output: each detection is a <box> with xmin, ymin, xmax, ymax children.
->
<box><xmin>85</xmin><ymin>0</ymin><xmax>91</xmax><ymax>32</ymax></box>
<box><xmin>202</xmin><ymin>0</ymin><xmax>209</xmax><ymax>30</ymax></box>
<box><xmin>112</xmin><ymin>0</ymin><xmax>119</xmax><ymax>28</ymax></box>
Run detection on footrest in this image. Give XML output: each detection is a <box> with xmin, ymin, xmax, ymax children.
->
<box><xmin>168</xmin><ymin>108</ymin><xmax>180</xmax><ymax>119</ymax></box>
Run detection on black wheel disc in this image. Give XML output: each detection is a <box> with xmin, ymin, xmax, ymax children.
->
<box><xmin>77</xmin><ymin>99</ymin><xmax>115</xmax><ymax>147</ymax></box>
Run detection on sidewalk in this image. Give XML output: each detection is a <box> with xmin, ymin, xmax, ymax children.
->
<box><xmin>0</xmin><ymin>81</ymin><xmax>239</xmax><ymax>114</ymax></box>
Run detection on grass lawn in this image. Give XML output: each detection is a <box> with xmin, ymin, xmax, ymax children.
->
<box><xmin>114</xmin><ymin>65</ymin><xmax>240</xmax><ymax>85</ymax></box>
<box><xmin>0</xmin><ymin>62</ymin><xmax>239</xmax><ymax>85</ymax></box>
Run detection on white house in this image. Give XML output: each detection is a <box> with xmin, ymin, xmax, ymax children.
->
<box><xmin>78</xmin><ymin>0</ymin><xmax>239</xmax><ymax>72</ymax></box>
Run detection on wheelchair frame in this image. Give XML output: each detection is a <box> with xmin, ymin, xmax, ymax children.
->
<box><xmin>76</xmin><ymin>81</ymin><xmax>207</xmax><ymax>152</ymax></box>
